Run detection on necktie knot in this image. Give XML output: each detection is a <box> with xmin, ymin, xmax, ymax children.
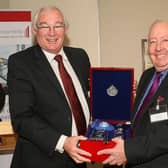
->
<box><xmin>151</xmin><ymin>72</ymin><xmax>161</xmax><ymax>92</ymax></box>
<box><xmin>54</xmin><ymin>54</ymin><xmax>62</xmax><ymax>63</ymax></box>
<box><xmin>156</xmin><ymin>72</ymin><xmax>161</xmax><ymax>81</ymax></box>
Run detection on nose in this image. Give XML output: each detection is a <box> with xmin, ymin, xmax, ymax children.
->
<box><xmin>48</xmin><ymin>27</ymin><xmax>56</xmax><ymax>35</ymax></box>
<box><xmin>156</xmin><ymin>41</ymin><xmax>163</xmax><ymax>51</ymax></box>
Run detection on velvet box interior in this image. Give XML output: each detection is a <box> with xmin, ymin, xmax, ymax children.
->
<box><xmin>79</xmin><ymin>67</ymin><xmax>134</xmax><ymax>162</ymax></box>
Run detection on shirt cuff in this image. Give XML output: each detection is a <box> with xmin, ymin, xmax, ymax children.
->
<box><xmin>55</xmin><ymin>135</ymin><xmax>67</xmax><ymax>153</ymax></box>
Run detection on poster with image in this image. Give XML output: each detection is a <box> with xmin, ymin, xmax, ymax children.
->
<box><xmin>0</xmin><ymin>10</ymin><xmax>32</xmax><ymax>121</ymax></box>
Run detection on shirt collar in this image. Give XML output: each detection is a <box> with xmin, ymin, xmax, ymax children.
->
<box><xmin>155</xmin><ymin>69</ymin><xmax>168</xmax><ymax>81</ymax></box>
<box><xmin>160</xmin><ymin>69</ymin><xmax>168</xmax><ymax>75</ymax></box>
<box><xmin>42</xmin><ymin>48</ymin><xmax>67</xmax><ymax>63</ymax></box>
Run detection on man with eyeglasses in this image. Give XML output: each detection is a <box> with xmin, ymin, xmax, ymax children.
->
<box><xmin>98</xmin><ymin>20</ymin><xmax>168</xmax><ymax>168</ymax></box>
<box><xmin>7</xmin><ymin>6</ymin><xmax>91</xmax><ymax>168</ymax></box>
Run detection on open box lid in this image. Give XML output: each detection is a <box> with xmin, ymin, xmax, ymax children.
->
<box><xmin>90</xmin><ymin>67</ymin><xmax>134</xmax><ymax>122</ymax></box>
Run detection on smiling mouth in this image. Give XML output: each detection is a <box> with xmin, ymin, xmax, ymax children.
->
<box><xmin>48</xmin><ymin>39</ymin><xmax>57</xmax><ymax>42</ymax></box>
<box><xmin>156</xmin><ymin>54</ymin><xmax>166</xmax><ymax>58</ymax></box>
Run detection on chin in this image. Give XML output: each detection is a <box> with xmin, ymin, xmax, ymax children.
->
<box><xmin>155</xmin><ymin>67</ymin><xmax>168</xmax><ymax>72</ymax></box>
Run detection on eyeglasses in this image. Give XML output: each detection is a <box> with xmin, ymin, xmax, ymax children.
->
<box><xmin>149</xmin><ymin>37</ymin><xmax>168</xmax><ymax>46</ymax></box>
<box><xmin>36</xmin><ymin>22</ymin><xmax>65</xmax><ymax>31</ymax></box>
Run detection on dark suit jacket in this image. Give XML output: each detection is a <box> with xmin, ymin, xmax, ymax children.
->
<box><xmin>7</xmin><ymin>45</ymin><xmax>90</xmax><ymax>168</ymax></box>
<box><xmin>125</xmin><ymin>67</ymin><xmax>168</xmax><ymax>168</ymax></box>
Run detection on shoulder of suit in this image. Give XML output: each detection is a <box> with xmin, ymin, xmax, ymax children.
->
<box><xmin>10</xmin><ymin>45</ymin><xmax>36</xmax><ymax>55</ymax></box>
<box><xmin>143</xmin><ymin>67</ymin><xmax>155</xmax><ymax>76</ymax></box>
<box><xmin>63</xmin><ymin>46</ymin><xmax>86</xmax><ymax>53</ymax></box>
<box><xmin>8</xmin><ymin>45</ymin><xmax>40</xmax><ymax>60</ymax></box>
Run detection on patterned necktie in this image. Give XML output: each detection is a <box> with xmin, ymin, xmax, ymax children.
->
<box><xmin>55</xmin><ymin>55</ymin><xmax>86</xmax><ymax>135</ymax></box>
<box><xmin>133</xmin><ymin>72</ymin><xmax>161</xmax><ymax>127</ymax></box>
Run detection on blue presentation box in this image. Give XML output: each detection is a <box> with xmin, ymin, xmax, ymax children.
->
<box><xmin>80</xmin><ymin>67</ymin><xmax>134</xmax><ymax>162</ymax></box>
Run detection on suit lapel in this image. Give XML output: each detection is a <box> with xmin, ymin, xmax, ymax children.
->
<box><xmin>132</xmin><ymin>69</ymin><xmax>154</xmax><ymax>119</ymax></box>
<box><xmin>33</xmin><ymin>46</ymin><xmax>65</xmax><ymax>97</ymax></box>
<box><xmin>144</xmin><ymin>71</ymin><xmax>168</xmax><ymax>108</ymax></box>
<box><xmin>63</xmin><ymin>47</ymin><xmax>86</xmax><ymax>89</ymax></box>
<box><xmin>32</xmin><ymin>46</ymin><xmax>88</xmax><ymax>104</ymax></box>
<box><xmin>63</xmin><ymin>47</ymin><xmax>88</xmax><ymax>100</ymax></box>
<box><xmin>132</xmin><ymin>69</ymin><xmax>168</xmax><ymax>121</ymax></box>
<box><xmin>134</xmin><ymin>74</ymin><xmax>152</xmax><ymax>109</ymax></box>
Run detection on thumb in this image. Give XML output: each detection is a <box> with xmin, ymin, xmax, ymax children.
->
<box><xmin>112</xmin><ymin>137</ymin><xmax>122</xmax><ymax>143</ymax></box>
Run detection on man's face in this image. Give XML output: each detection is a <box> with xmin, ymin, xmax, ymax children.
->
<box><xmin>33</xmin><ymin>8</ymin><xmax>67</xmax><ymax>54</ymax></box>
<box><xmin>148</xmin><ymin>22</ymin><xmax>168</xmax><ymax>72</ymax></box>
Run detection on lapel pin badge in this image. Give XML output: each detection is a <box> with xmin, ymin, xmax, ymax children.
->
<box><xmin>156</xmin><ymin>96</ymin><xmax>165</xmax><ymax>110</ymax></box>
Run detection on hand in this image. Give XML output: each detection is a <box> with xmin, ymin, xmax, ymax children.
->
<box><xmin>63</xmin><ymin>136</ymin><xmax>92</xmax><ymax>163</ymax></box>
<box><xmin>97</xmin><ymin>137</ymin><xmax>127</xmax><ymax>166</ymax></box>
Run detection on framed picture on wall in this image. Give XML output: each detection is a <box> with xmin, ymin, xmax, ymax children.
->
<box><xmin>141</xmin><ymin>39</ymin><xmax>153</xmax><ymax>71</ymax></box>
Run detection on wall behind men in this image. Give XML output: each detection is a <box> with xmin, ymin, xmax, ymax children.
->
<box><xmin>0</xmin><ymin>1</ymin><xmax>9</xmax><ymax>8</ymax></box>
<box><xmin>1</xmin><ymin>1</ymin><xmax>168</xmax><ymax>168</ymax></box>
<box><xmin>9</xmin><ymin>0</ymin><xmax>100</xmax><ymax>67</ymax></box>
<box><xmin>9</xmin><ymin>0</ymin><xmax>168</xmax><ymax>81</ymax></box>
<box><xmin>98</xmin><ymin>0</ymin><xmax>168</xmax><ymax>81</ymax></box>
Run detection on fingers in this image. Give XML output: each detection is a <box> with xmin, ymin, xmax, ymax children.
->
<box><xmin>97</xmin><ymin>148</ymin><xmax>112</xmax><ymax>155</ymax></box>
<box><xmin>97</xmin><ymin>137</ymin><xmax>127</xmax><ymax>166</ymax></box>
<box><xmin>72</xmin><ymin>148</ymin><xmax>91</xmax><ymax>163</ymax></box>
<box><xmin>102</xmin><ymin>155</ymin><xmax>125</xmax><ymax>166</ymax></box>
<box><xmin>70</xmin><ymin>144</ymin><xmax>92</xmax><ymax>163</ymax></box>
<box><xmin>102</xmin><ymin>155</ymin><xmax>123</xmax><ymax>166</ymax></box>
<box><xmin>63</xmin><ymin>136</ymin><xmax>91</xmax><ymax>163</ymax></box>
<box><xmin>112</xmin><ymin>137</ymin><xmax>123</xmax><ymax>143</ymax></box>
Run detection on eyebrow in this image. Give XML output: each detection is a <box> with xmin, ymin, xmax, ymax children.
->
<box><xmin>38</xmin><ymin>21</ymin><xmax>64</xmax><ymax>25</ymax></box>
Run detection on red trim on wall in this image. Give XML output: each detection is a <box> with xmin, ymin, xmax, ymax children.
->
<box><xmin>0</xmin><ymin>11</ymin><xmax>31</xmax><ymax>21</ymax></box>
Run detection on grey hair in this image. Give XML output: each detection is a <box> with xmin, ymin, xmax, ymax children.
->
<box><xmin>148</xmin><ymin>19</ymin><xmax>167</xmax><ymax>37</ymax></box>
<box><xmin>32</xmin><ymin>6</ymin><xmax>69</xmax><ymax>30</ymax></box>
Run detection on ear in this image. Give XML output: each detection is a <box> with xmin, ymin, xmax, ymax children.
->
<box><xmin>32</xmin><ymin>27</ymin><xmax>37</xmax><ymax>36</ymax></box>
<box><xmin>65</xmin><ymin>27</ymin><xmax>68</xmax><ymax>34</ymax></box>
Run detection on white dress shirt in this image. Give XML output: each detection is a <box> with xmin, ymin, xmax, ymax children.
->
<box><xmin>42</xmin><ymin>48</ymin><xmax>90</xmax><ymax>153</ymax></box>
